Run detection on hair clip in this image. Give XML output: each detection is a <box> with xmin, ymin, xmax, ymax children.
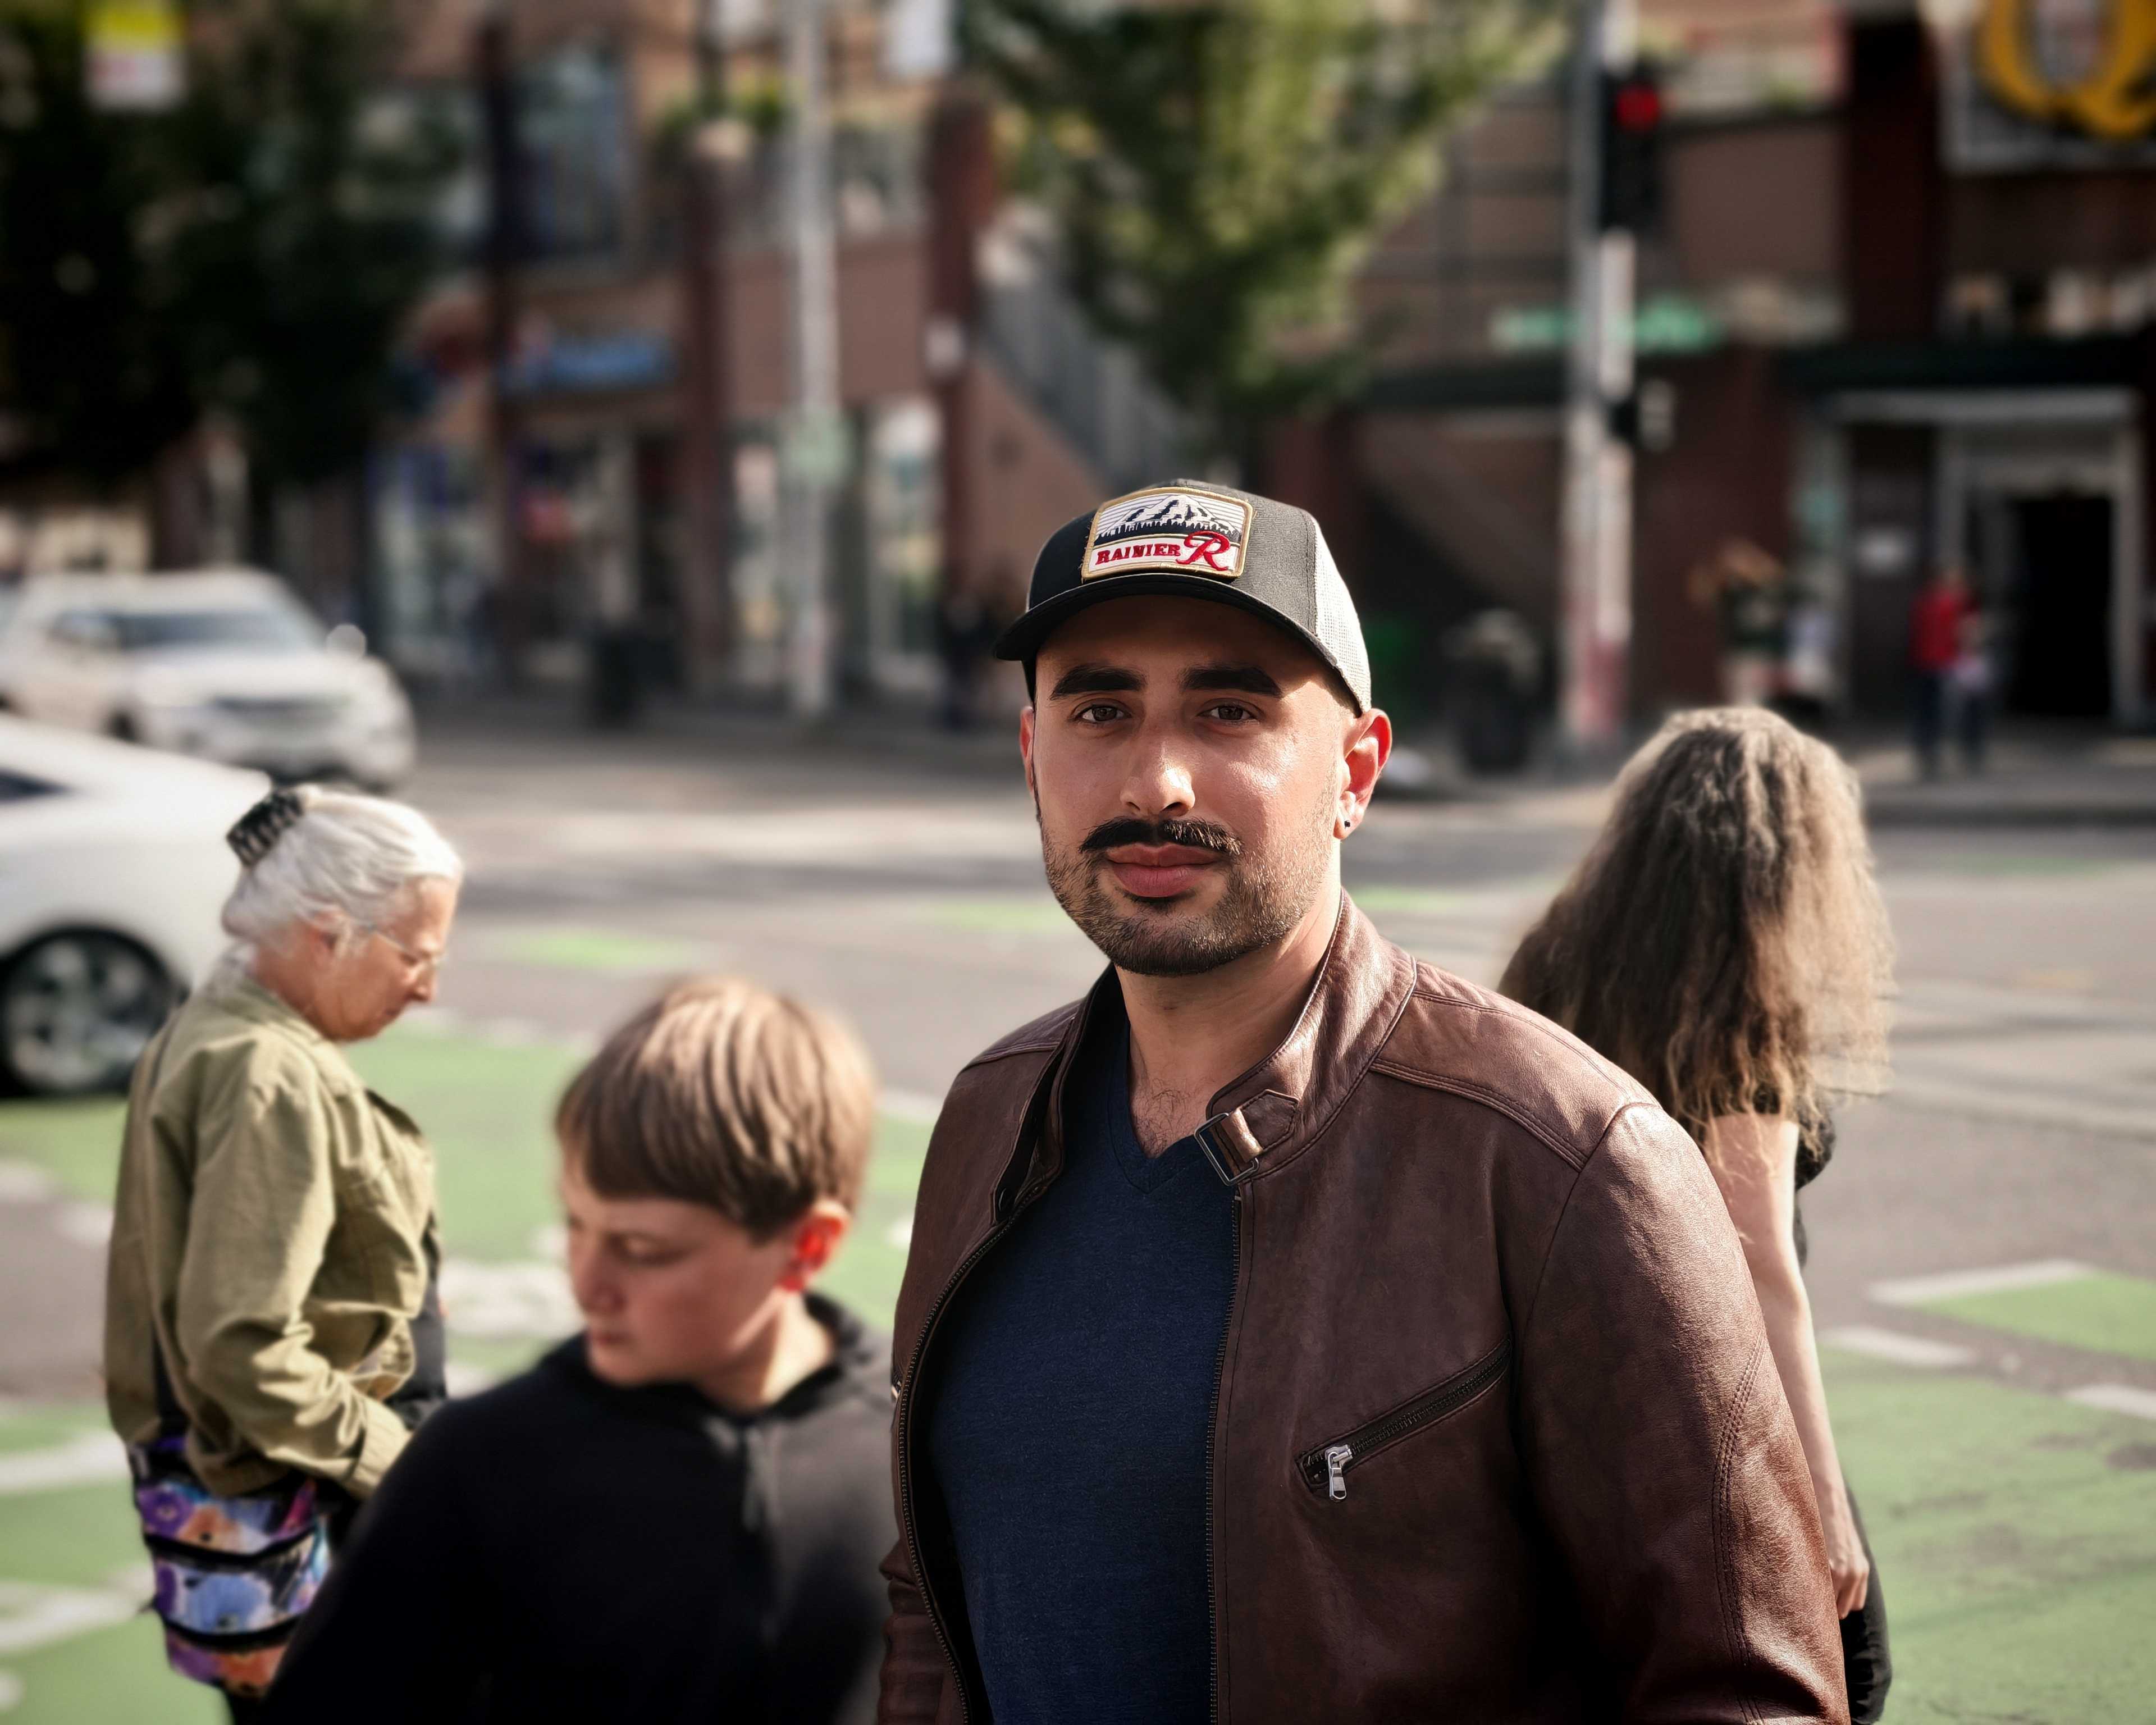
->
<box><xmin>226</xmin><ymin>787</ymin><xmax>308</xmax><ymax>868</ymax></box>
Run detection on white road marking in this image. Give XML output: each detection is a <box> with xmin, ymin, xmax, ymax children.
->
<box><xmin>0</xmin><ymin>1581</ymin><xmax>136</xmax><ymax>1656</ymax></box>
<box><xmin>1820</xmin><ymin>1326</ymin><xmax>1977</xmax><ymax>1368</ymax></box>
<box><xmin>0</xmin><ymin>1433</ymin><xmax>127</xmax><ymax>1496</ymax></box>
<box><xmin>0</xmin><ymin>1163</ymin><xmax>56</xmax><ymax>1204</ymax></box>
<box><xmin>2065</xmin><ymin>1384</ymin><xmax>2156</xmax><ymax>1422</ymax></box>
<box><xmin>881</xmin><ymin>1089</ymin><xmax>943</xmax><ymax>1126</ymax></box>
<box><xmin>52</xmin><ymin>1203</ymin><xmax>112</xmax><ymax>1248</ymax></box>
<box><xmin>0</xmin><ymin>1668</ymin><xmax>21</xmax><ymax>1710</ymax></box>
<box><xmin>1871</xmin><ymin>1259</ymin><xmax>2095</xmax><ymax>1307</ymax></box>
<box><xmin>439</xmin><ymin>1257</ymin><xmax>578</xmax><ymax>1341</ymax></box>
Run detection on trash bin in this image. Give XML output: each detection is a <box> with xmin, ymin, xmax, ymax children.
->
<box><xmin>1445</xmin><ymin>610</ymin><xmax>1542</xmax><ymax>776</ymax></box>
<box><xmin>585</xmin><ymin>625</ymin><xmax>646</xmax><ymax>728</ymax></box>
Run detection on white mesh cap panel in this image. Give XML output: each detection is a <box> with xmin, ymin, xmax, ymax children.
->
<box><xmin>1310</xmin><ymin>524</ymin><xmax>1371</xmax><ymax>708</ymax></box>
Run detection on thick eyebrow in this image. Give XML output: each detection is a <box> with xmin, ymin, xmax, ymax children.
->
<box><xmin>1048</xmin><ymin>663</ymin><xmax>1143</xmax><ymax>699</ymax></box>
<box><xmin>1183</xmin><ymin>662</ymin><xmax>1283</xmax><ymax>698</ymax></box>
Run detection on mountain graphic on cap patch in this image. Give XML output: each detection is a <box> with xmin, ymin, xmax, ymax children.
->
<box><xmin>1095</xmin><ymin>489</ymin><xmax>1246</xmax><ymax>541</ymax></box>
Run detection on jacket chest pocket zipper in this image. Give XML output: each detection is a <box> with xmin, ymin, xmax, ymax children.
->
<box><xmin>1296</xmin><ymin>1338</ymin><xmax>1511</xmax><ymax>1501</ymax></box>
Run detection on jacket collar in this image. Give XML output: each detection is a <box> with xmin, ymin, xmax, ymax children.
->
<box><xmin>207</xmin><ymin>966</ymin><xmax>336</xmax><ymax>1056</ymax></box>
<box><xmin>1031</xmin><ymin>892</ymin><xmax>1417</xmax><ymax>1194</ymax></box>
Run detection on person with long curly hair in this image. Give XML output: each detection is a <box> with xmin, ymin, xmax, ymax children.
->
<box><xmin>1501</xmin><ymin>706</ymin><xmax>1895</xmax><ymax>1723</ymax></box>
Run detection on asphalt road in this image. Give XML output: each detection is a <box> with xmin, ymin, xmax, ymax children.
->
<box><xmin>1</xmin><ymin>709</ymin><xmax>2152</xmax><ymax>1722</ymax></box>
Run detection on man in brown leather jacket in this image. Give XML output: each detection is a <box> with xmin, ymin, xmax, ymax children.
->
<box><xmin>881</xmin><ymin>481</ymin><xmax>1848</xmax><ymax>1724</ymax></box>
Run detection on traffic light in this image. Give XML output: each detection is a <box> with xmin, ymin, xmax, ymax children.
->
<box><xmin>1598</xmin><ymin>65</ymin><xmax>1665</xmax><ymax>234</ymax></box>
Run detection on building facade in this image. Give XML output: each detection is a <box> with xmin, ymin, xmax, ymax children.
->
<box><xmin>1319</xmin><ymin>0</ymin><xmax>2154</xmax><ymax>729</ymax></box>
<box><xmin>373</xmin><ymin>0</ymin><xmax>1126</xmax><ymax>706</ymax></box>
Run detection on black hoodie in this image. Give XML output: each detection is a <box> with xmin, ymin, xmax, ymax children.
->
<box><xmin>265</xmin><ymin>1295</ymin><xmax>895</xmax><ymax>1725</ymax></box>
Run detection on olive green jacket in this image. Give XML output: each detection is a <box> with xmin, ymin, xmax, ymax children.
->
<box><xmin>104</xmin><ymin>970</ymin><xmax>439</xmax><ymax>1499</ymax></box>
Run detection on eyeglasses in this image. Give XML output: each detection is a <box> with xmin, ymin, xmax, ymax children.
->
<box><xmin>363</xmin><ymin>924</ymin><xmax>448</xmax><ymax>979</ymax></box>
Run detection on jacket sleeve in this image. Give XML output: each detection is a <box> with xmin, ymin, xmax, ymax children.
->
<box><xmin>170</xmin><ymin>1059</ymin><xmax>409</xmax><ymax>1496</ymax></box>
<box><xmin>879</xmin><ymin>1516</ymin><xmax>949</xmax><ymax>1720</ymax></box>
<box><xmin>1516</xmin><ymin>1104</ymin><xmax>1849</xmax><ymax>1724</ymax></box>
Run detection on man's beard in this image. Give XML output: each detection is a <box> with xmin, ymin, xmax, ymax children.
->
<box><xmin>1040</xmin><ymin>803</ymin><xmax>1333</xmax><ymax>978</ymax></box>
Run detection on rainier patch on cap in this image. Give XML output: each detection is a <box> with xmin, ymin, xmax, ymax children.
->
<box><xmin>1081</xmin><ymin>485</ymin><xmax>1251</xmax><ymax>583</ymax></box>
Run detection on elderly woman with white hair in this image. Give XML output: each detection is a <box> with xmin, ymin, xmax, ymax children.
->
<box><xmin>103</xmin><ymin>784</ymin><xmax>462</xmax><ymax>1721</ymax></box>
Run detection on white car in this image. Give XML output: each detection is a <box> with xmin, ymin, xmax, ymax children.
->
<box><xmin>0</xmin><ymin>717</ymin><xmax>263</xmax><ymax>1094</ymax></box>
<box><xmin>0</xmin><ymin>569</ymin><xmax>416</xmax><ymax>788</ymax></box>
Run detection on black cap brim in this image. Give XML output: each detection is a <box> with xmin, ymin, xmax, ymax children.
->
<box><xmin>993</xmin><ymin>573</ymin><xmax>1365</xmax><ymax>713</ymax></box>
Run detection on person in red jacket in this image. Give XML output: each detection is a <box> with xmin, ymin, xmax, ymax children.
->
<box><xmin>1908</xmin><ymin>564</ymin><xmax>1971</xmax><ymax>779</ymax></box>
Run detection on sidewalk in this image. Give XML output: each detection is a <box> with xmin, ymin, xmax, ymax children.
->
<box><xmin>1851</xmin><ymin>733</ymin><xmax>2156</xmax><ymax>828</ymax></box>
<box><xmin>1382</xmin><ymin>724</ymin><xmax>2156</xmax><ymax>829</ymax></box>
<box><xmin>412</xmin><ymin>691</ymin><xmax>2156</xmax><ymax>828</ymax></box>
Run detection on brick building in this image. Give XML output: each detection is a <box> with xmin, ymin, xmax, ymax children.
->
<box><xmin>1311</xmin><ymin>0</ymin><xmax>2155</xmax><ymax>729</ymax></box>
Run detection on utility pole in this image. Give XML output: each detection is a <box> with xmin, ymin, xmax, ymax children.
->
<box><xmin>1559</xmin><ymin>0</ymin><xmax>1636</xmax><ymax>751</ymax></box>
<box><xmin>679</xmin><ymin>0</ymin><xmax>737</xmax><ymax>687</ymax></box>
<box><xmin>477</xmin><ymin>0</ymin><xmax>525</xmax><ymax>676</ymax></box>
<box><xmin>782</xmin><ymin>0</ymin><xmax>843</xmax><ymax>719</ymax></box>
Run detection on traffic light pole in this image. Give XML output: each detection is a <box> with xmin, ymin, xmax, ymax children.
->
<box><xmin>1559</xmin><ymin>0</ymin><xmax>1636</xmax><ymax>752</ymax></box>
<box><xmin>782</xmin><ymin>0</ymin><xmax>841</xmax><ymax>720</ymax></box>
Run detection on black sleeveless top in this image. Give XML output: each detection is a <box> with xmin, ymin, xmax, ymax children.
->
<box><xmin>1793</xmin><ymin>1114</ymin><xmax>1834</xmax><ymax>1268</ymax></box>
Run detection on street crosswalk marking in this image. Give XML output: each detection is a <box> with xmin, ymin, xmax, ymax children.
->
<box><xmin>0</xmin><ymin>1163</ymin><xmax>56</xmax><ymax>1204</ymax></box>
<box><xmin>0</xmin><ymin>1581</ymin><xmax>136</xmax><ymax>1656</ymax></box>
<box><xmin>1871</xmin><ymin>1259</ymin><xmax>2095</xmax><ymax>1307</ymax></box>
<box><xmin>1820</xmin><ymin>1326</ymin><xmax>1976</xmax><ymax>1368</ymax></box>
<box><xmin>0</xmin><ymin>1434</ymin><xmax>126</xmax><ymax>1497</ymax></box>
<box><xmin>2064</xmin><ymin>1384</ymin><xmax>2156</xmax><ymax>1422</ymax></box>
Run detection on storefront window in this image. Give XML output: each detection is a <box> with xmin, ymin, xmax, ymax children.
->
<box><xmin>520</xmin><ymin>44</ymin><xmax>629</xmax><ymax>262</ymax></box>
<box><xmin>865</xmin><ymin>398</ymin><xmax>941</xmax><ymax>683</ymax></box>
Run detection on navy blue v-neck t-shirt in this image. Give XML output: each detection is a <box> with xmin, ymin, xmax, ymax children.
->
<box><xmin>925</xmin><ymin>1007</ymin><xmax>1236</xmax><ymax>1723</ymax></box>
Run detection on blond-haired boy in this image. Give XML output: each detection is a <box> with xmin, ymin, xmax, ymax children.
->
<box><xmin>267</xmin><ymin>979</ymin><xmax>895</xmax><ymax>1725</ymax></box>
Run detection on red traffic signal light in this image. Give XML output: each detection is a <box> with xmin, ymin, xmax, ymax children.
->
<box><xmin>1598</xmin><ymin>65</ymin><xmax>1665</xmax><ymax>234</ymax></box>
<box><xmin>1612</xmin><ymin>80</ymin><xmax>1661</xmax><ymax>132</ymax></box>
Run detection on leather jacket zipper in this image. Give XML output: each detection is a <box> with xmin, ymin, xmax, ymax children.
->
<box><xmin>1295</xmin><ymin>1338</ymin><xmax>1511</xmax><ymax>1500</ymax></box>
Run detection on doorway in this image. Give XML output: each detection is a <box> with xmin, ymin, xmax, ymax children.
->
<box><xmin>1965</xmin><ymin>487</ymin><xmax>2116</xmax><ymax>718</ymax></box>
<box><xmin>2007</xmin><ymin>492</ymin><xmax>2113</xmax><ymax>717</ymax></box>
<box><xmin>1934</xmin><ymin>407</ymin><xmax>2143</xmax><ymax>726</ymax></box>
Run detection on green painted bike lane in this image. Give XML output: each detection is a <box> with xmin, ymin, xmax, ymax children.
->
<box><xmin>3</xmin><ymin>1023</ymin><xmax>2152</xmax><ymax>1719</ymax></box>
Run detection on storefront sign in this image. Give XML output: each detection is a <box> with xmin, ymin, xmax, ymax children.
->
<box><xmin>1977</xmin><ymin>0</ymin><xmax>2156</xmax><ymax>140</ymax></box>
<box><xmin>1490</xmin><ymin>295</ymin><xmax>1721</xmax><ymax>356</ymax></box>
<box><xmin>86</xmin><ymin>0</ymin><xmax>184</xmax><ymax>112</ymax></box>
<box><xmin>505</xmin><ymin>331</ymin><xmax>673</xmax><ymax>397</ymax></box>
<box><xmin>1946</xmin><ymin>0</ymin><xmax>2156</xmax><ymax>170</ymax></box>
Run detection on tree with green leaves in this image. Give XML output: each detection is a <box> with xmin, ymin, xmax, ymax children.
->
<box><xmin>966</xmin><ymin>0</ymin><xmax>1557</xmax><ymax>462</ymax></box>
<box><xmin>0</xmin><ymin>0</ymin><xmax>453</xmax><ymax>536</ymax></box>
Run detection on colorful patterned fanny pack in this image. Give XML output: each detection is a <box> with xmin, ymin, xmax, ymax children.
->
<box><xmin>127</xmin><ymin>1432</ymin><xmax>334</xmax><ymax>1697</ymax></box>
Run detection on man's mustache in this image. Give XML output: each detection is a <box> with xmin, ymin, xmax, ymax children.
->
<box><xmin>1080</xmin><ymin>817</ymin><xmax>1243</xmax><ymax>858</ymax></box>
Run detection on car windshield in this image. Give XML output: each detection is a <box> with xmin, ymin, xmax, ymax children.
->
<box><xmin>111</xmin><ymin>606</ymin><xmax>319</xmax><ymax>654</ymax></box>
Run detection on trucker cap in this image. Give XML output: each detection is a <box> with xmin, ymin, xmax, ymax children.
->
<box><xmin>992</xmin><ymin>479</ymin><xmax>1373</xmax><ymax>713</ymax></box>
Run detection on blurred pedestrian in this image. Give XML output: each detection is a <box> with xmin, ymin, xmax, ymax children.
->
<box><xmin>1908</xmin><ymin>563</ymin><xmax>1971</xmax><ymax>780</ymax></box>
<box><xmin>1689</xmin><ymin>537</ymin><xmax>1788</xmax><ymax>707</ymax></box>
<box><xmin>104</xmin><ymin>787</ymin><xmax>462</xmax><ymax>1722</ymax></box>
<box><xmin>882</xmin><ymin>482</ymin><xmax>1847</xmax><ymax>1723</ymax></box>
<box><xmin>1501</xmin><ymin>706</ymin><xmax>1895</xmax><ymax>1723</ymax></box>
<box><xmin>1951</xmin><ymin>604</ymin><xmax>1995</xmax><ymax>774</ymax></box>
<box><xmin>264</xmin><ymin>976</ymin><xmax>894</xmax><ymax>1725</ymax></box>
<box><xmin>937</xmin><ymin>561</ymin><xmax>1016</xmax><ymax>732</ymax></box>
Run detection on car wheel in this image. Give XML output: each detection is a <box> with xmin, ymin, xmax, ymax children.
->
<box><xmin>0</xmin><ymin>932</ymin><xmax>177</xmax><ymax>1096</ymax></box>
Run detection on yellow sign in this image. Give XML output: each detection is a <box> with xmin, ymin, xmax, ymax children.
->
<box><xmin>86</xmin><ymin>0</ymin><xmax>184</xmax><ymax>111</ymax></box>
<box><xmin>1978</xmin><ymin>0</ymin><xmax>2156</xmax><ymax>140</ymax></box>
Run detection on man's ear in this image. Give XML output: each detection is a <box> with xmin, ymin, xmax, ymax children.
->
<box><xmin>776</xmin><ymin>1199</ymin><xmax>852</xmax><ymax>1294</ymax></box>
<box><xmin>1336</xmin><ymin>707</ymin><xmax>1392</xmax><ymax>839</ymax></box>
<box><xmin>1019</xmin><ymin>704</ymin><xmax>1038</xmax><ymax>800</ymax></box>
